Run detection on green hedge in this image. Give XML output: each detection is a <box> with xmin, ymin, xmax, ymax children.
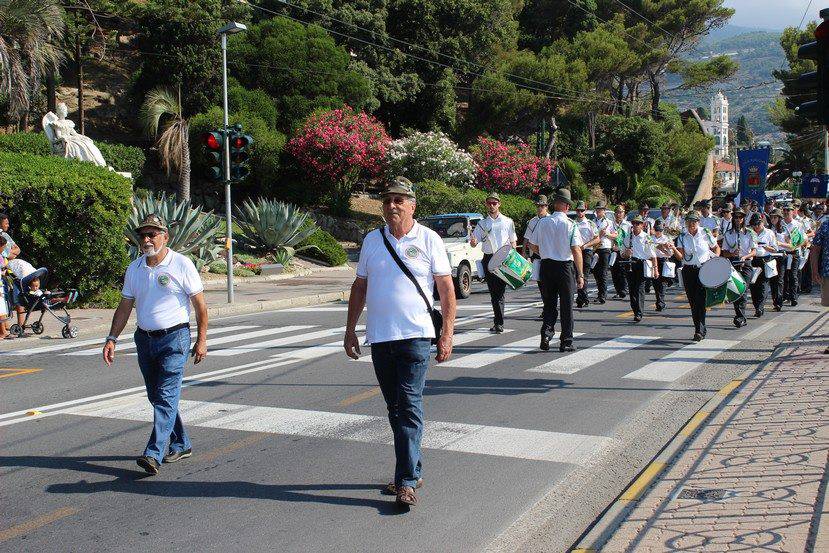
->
<box><xmin>0</xmin><ymin>132</ymin><xmax>146</xmax><ymax>175</ymax></box>
<box><xmin>416</xmin><ymin>180</ymin><xmax>537</xmax><ymax>236</ymax></box>
<box><xmin>299</xmin><ymin>225</ymin><xmax>348</xmax><ymax>266</ymax></box>
<box><xmin>0</xmin><ymin>152</ymin><xmax>132</xmax><ymax>299</ymax></box>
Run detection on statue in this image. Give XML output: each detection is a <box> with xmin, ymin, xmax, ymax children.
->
<box><xmin>42</xmin><ymin>103</ymin><xmax>107</xmax><ymax>167</ymax></box>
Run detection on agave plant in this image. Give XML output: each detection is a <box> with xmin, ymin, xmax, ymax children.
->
<box><xmin>126</xmin><ymin>192</ymin><xmax>223</xmax><ymax>270</ymax></box>
<box><xmin>234</xmin><ymin>198</ymin><xmax>319</xmax><ymax>263</ymax></box>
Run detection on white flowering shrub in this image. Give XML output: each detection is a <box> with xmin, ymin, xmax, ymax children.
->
<box><xmin>387</xmin><ymin>131</ymin><xmax>476</xmax><ymax>188</ymax></box>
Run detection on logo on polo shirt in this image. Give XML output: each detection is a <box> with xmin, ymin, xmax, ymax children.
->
<box><xmin>157</xmin><ymin>273</ymin><xmax>171</xmax><ymax>287</ymax></box>
<box><xmin>405</xmin><ymin>246</ymin><xmax>420</xmax><ymax>259</ymax></box>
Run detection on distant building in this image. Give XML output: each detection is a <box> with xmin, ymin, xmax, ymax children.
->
<box><xmin>710</xmin><ymin>91</ymin><xmax>730</xmax><ymax>160</ymax></box>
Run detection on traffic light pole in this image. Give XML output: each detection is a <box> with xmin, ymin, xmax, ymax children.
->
<box><xmin>825</xmin><ymin>128</ymin><xmax>829</xmax><ymax>176</ymax></box>
<box><xmin>221</xmin><ymin>32</ymin><xmax>234</xmax><ymax>304</ymax></box>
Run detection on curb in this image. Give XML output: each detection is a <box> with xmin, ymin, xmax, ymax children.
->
<box><xmin>201</xmin><ymin>265</ymin><xmax>354</xmax><ymax>290</ymax></box>
<box><xmin>569</xmin><ymin>372</ymin><xmax>752</xmax><ymax>552</ymax></box>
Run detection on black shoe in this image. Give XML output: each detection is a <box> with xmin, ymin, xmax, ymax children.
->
<box><xmin>490</xmin><ymin>324</ymin><xmax>503</xmax><ymax>334</ymax></box>
<box><xmin>559</xmin><ymin>341</ymin><xmax>575</xmax><ymax>353</ymax></box>
<box><xmin>693</xmin><ymin>333</ymin><xmax>703</xmax><ymax>342</ymax></box>
<box><xmin>633</xmin><ymin>314</ymin><xmax>642</xmax><ymax>322</ymax></box>
<box><xmin>754</xmin><ymin>309</ymin><xmax>764</xmax><ymax>318</ymax></box>
<box><xmin>597</xmin><ymin>298</ymin><xmax>606</xmax><ymax>304</ymax></box>
<box><xmin>790</xmin><ymin>300</ymin><xmax>798</xmax><ymax>307</ymax></box>
<box><xmin>576</xmin><ymin>301</ymin><xmax>585</xmax><ymax>308</ymax></box>
<box><xmin>540</xmin><ymin>335</ymin><xmax>550</xmax><ymax>351</ymax></box>
<box><xmin>137</xmin><ymin>456</ymin><xmax>160</xmax><ymax>475</ymax></box>
<box><xmin>733</xmin><ymin>317</ymin><xmax>747</xmax><ymax>328</ymax></box>
<box><xmin>655</xmin><ymin>305</ymin><xmax>665</xmax><ymax>312</ymax></box>
<box><xmin>163</xmin><ymin>448</ymin><xmax>192</xmax><ymax>464</ymax></box>
<box><xmin>612</xmin><ymin>294</ymin><xmax>623</xmax><ymax>299</ymax></box>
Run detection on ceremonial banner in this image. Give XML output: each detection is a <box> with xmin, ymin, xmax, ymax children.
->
<box><xmin>737</xmin><ymin>148</ymin><xmax>771</xmax><ymax>207</ymax></box>
<box><xmin>800</xmin><ymin>174</ymin><xmax>828</xmax><ymax>198</ymax></box>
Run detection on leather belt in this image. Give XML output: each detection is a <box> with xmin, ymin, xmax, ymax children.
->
<box><xmin>136</xmin><ymin>322</ymin><xmax>189</xmax><ymax>337</ymax></box>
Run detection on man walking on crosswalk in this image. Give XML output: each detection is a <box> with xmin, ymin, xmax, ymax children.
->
<box><xmin>344</xmin><ymin>176</ymin><xmax>456</xmax><ymax>509</ymax></box>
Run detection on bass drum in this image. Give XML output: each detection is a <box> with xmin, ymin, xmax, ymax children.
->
<box><xmin>698</xmin><ymin>257</ymin><xmax>731</xmax><ymax>289</ymax></box>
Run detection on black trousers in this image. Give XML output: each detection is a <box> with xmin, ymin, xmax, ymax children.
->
<box><xmin>682</xmin><ymin>265</ymin><xmax>707</xmax><ymax>336</ymax></box>
<box><xmin>801</xmin><ymin>252</ymin><xmax>813</xmax><ymax>293</ymax></box>
<box><xmin>540</xmin><ymin>259</ymin><xmax>576</xmax><ymax>342</ymax></box>
<box><xmin>750</xmin><ymin>257</ymin><xmax>780</xmax><ymax>312</ymax></box>
<box><xmin>592</xmin><ymin>248</ymin><xmax>610</xmax><ymax>301</ymax></box>
<box><xmin>783</xmin><ymin>252</ymin><xmax>801</xmax><ymax>303</ymax></box>
<box><xmin>653</xmin><ymin>258</ymin><xmax>669</xmax><ymax>310</ymax></box>
<box><xmin>610</xmin><ymin>251</ymin><xmax>628</xmax><ymax>296</ymax></box>
<box><xmin>732</xmin><ymin>262</ymin><xmax>753</xmax><ymax>322</ymax></box>
<box><xmin>628</xmin><ymin>260</ymin><xmax>647</xmax><ymax>317</ymax></box>
<box><xmin>482</xmin><ymin>253</ymin><xmax>507</xmax><ymax>325</ymax></box>
<box><xmin>577</xmin><ymin>249</ymin><xmax>593</xmax><ymax>305</ymax></box>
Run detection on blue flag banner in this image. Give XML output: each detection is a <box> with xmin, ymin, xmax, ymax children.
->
<box><xmin>801</xmin><ymin>174</ymin><xmax>828</xmax><ymax>198</ymax></box>
<box><xmin>737</xmin><ymin>148</ymin><xmax>771</xmax><ymax>207</ymax></box>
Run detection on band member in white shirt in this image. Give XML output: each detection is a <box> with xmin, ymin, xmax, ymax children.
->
<box><xmin>470</xmin><ymin>192</ymin><xmax>517</xmax><ymax>333</ymax></box>
<box><xmin>651</xmin><ymin>220</ymin><xmax>674</xmax><ymax>311</ymax></box>
<box><xmin>781</xmin><ymin>204</ymin><xmax>809</xmax><ymax>307</ymax></box>
<box><xmin>592</xmin><ymin>201</ymin><xmax>613</xmax><ymax>304</ymax></box>
<box><xmin>609</xmin><ymin>205</ymin><xmax>631</xmax><ymax>299</ymax></box>
<box><xmin>621</xmin><ymin>215</ymin><xmax>657</xmax><ymax>322</ymax></box>
<box><xmin>721</xmin><ymin>208</ymin><xmax>756</xmax><ymax>328</ymax></box>
<box><xmin>749</xmin><ymin>213</ymin><xmax>780</xmax><ymax>317</ymax></box>
<box><xmin>697</xmin><ymin>200</ymin><xmax>720</xmax><ymax>238</ymax></box>
<box><xmin>718</xmin><ymin>203</ymin><xmax>733</xmax><ymax>240</ymax></box>
<box><xmin>665</xmin><ymin>211</ymin><xmax>721</xmax><ymax>341</ymax></box>
<box><xmin>523</xmin><ymin>195</ymin><xmax>549</xmax><ymax>303</ymax></box>
<box><xmin>527</xmin><ymin>188</ymin><xmax>583</xmax><ymax>352</ymax></box>
<box><xmin>574</xmin><ymin>201</ymin><xmax>599</xmax><ymax>308</ymax></box>
<box><xmin>637</xmin><ymin>204</ymin><xmax>655</xmax><ymax>234</ymax></box>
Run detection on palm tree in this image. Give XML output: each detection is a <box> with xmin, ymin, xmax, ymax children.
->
<box><xmin>0</xmin><ymin>0</ymin><xmax>65</xmax><ymax>128</ymax></box>
<box><xmin>139</xmin><ymin>86</ymin><xmax>191</xmax><ymax>202</ymax></box>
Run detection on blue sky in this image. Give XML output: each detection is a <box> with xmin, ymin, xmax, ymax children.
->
<box><xmin>724</xmin><ymin>0</ymin><xmax>823</xmax><ymax>30</ymax></box>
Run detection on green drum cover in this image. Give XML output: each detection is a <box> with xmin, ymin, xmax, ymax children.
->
<box><xmin>706</xmin><ymin>284</ymin><xmax>727</xmax><ymax>307</ymax></box>
<box><xmin>494</xmin><ymin>249</ymin><xmax>533</xmax><ymax>290</ymax></box>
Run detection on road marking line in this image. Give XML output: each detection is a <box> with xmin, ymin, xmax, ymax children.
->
<box><xmin>440</xmin><ymin>333</ymin><xmax>584</xmax><ymax>369</ymax></box>
<box><xmin>0</xmin><ymin>507</ymin><xmax>78</xmax><ymax>542</ymax></box>
<box><xmin>64</xmin><ymin>397</ymin><xmax>612</xmax><ymax>465</ymax></box>
<box><xmin>353</xmin><ymin>328</ymin><xmax>514</xmax><ymax>363</ymax></box>
<box><xmin>619</xmin><ymin>461</ymin><xmax>666</xmax><ymax>502</ymax></box>
<box><xmin>3</xmin><ymin>337</ymin><xmax>110</xmax><ymax>356</ymax></box>
<box><xmin>616</xmin><ymin>310</ymin><xmax>633</xmax><ymax>318</ymax></box>
<box><xmin>197</xmin><ymin>432</ymin><xmax>269</xmax><ymax>464</ymax></box>
<box><xmin>210</xmin><ymin>326</ymin><xmax>342</xmax><ymax>357</ymax></box>
<box><xmin>339</xmin><ymin>387</ymin><xmax>381</xmax><ymax>407</ymax></box>
<box><xmin>122</xmin><ymin>326</ymin><xmax>316</xmax><ymax>357</ymax></box>
<box><xmin>527</xmin><ymin>336</ymin><xmax>658</xmax><ymax>375</ymax></box>
<box><xmin>679</xmin><ymin>410</ymin><xmax>710</xmax><ymax>437</ymax></box>
<box><xmin>0</xmin><ymin>368</ymin><xmax>42</xmax><ymax>379</ymax></box>
<box><xmin>622</xmin><ymin>339</ymin><xmax>739</xmax><ymax>382</ymax></box>
<box><xmin>64</xmin><ymin>325</ymin><xmax>259</xmax><ymax>356</ymax></box>
<box><xmin>742</xmin><ymin>319</ymin><xmax>778</xmax><ymax>340</ymax></box>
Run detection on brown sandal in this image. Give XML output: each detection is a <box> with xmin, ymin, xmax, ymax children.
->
<box><xmin>396</xmin><ymin>486</ymin><xmax>417</xmax><ymax>506</ymax></box>
<box><xmin>383</xmin><ymin>478</ymin><xmax>423</xmax><ymax>495</ymax></box>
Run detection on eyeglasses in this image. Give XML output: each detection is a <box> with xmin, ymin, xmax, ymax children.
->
<box><xmin>382</xmin><ymin>196</ymin><xmax>407</xmax><ymax>206</ymax></box>
<box><xmin>139</xmin><ymin>231</ymin><xmax>163</xmax><ymax>240</ymax></box>
<box><xmin>486</xmin><ymin>201</ymin><xmax>500</xmax><ymax>206</ymax></box>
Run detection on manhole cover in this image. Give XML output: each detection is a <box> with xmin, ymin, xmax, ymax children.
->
<box><xmin>675</xmin><ymin>488</ymin><xmax>731</xmax><ymax>501</ymax></box>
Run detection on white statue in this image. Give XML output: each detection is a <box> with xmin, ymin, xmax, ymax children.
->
<box><xmin>42</xmin><ymin>103</ymin><xmax>107</xmax><ymax>167</ymax></box>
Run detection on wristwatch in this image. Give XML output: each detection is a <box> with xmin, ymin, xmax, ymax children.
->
<box><xmin>105</xmin><ymin>335</ymin><xmax>118</xmax><ymax>344</ymax></box>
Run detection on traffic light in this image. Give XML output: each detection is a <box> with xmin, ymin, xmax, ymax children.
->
<box><xmin>786</xmin><ymin>9</ymin><xmax>829</xmax><ymax>124</ymax></box>
<box><xmin>228</xmin><ymin>125</ymin><xmax>253</xmax><ymax>181</ymax></box>
<box><xmin>202</xmin><ymin>130</ymin><xmax>225</xmax><ymax>181</ymax></box>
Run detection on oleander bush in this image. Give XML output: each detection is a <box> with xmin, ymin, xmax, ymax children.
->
<box><xmin>387</xmin><ymin>131</ymin><xmax>476</xmax><ymax>188</ymax></box>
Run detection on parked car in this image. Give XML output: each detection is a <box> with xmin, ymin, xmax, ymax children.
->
<box><xmin>626</xmin><ymin>208</ymin><xmax>663</xmax><ymax>222</ymax></box>
<box><xmin>419</xmin><ymin>213</ymin><xmax>484</xmax><ymax>299</ymax></box>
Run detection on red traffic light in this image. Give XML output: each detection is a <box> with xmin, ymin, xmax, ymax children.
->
<box><xmin>231</xmin><ymin>136</ymin><xmax>249</xmax><ymax>149</ymax></box>
<box><xmin>202</xmin><ymin>131</ymin><xmax>223</xmax><ymax>151</ymax></box>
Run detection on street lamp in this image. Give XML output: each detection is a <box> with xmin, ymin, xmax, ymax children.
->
<box><xmin>218</xmin><ymin>21</ymin><xmax>247</xmax><ymax>304</ymax></box>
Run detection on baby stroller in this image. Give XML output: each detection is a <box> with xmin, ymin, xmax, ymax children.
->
<box><xmin>8</xmin><ymin>268</ymin><xmax>79</xmax><ymax>338</ymax></box>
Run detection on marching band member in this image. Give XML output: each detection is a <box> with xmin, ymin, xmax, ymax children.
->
<box><xmin>609</xmin><ymin>205</ymin><xmax>631</xmax><ymax>299</ymax></box>
<box><xmin>718</xmin><ymin>203</ymin><xmax>733</xmax><ymax>240</ymax></box>
<box><xmin>651</xmin><ymin>220</ymin><xmax>674</xmax><ymax>311</ymax></box>
<box><xmin>621</xmin><ymin>215</ymin><xmax>657</xmax><ymax>322</ymax></box>
<box><xmin>666</xmin><ymin>211</ymin><xmax>720</xmax><ymax>342</ymax></box>
<box><xmin>749</xmin><ymin>213</ymin><xmax>780</xmax><ymax>317</ymax></box>
<box><xmin>527</xmin><ymin>188</ymin><xmax>583</xmax><ymax>353</ymax></box>
<box><xmin>470</xmin><ymin>192</ymin><xmax>517</xmax><ymax>333</ymax></box>
<box><xmin>769</xmin><ymin>209</ymin><xmax>788</xmax><ymax>311</ymax></box>
<box><xmin>523</xmin><ymin>195</ymin><xmax>549</xmax><ymax>306</ymax></box>
<box><xmin>697</xmin><ymin>200</ymin><xmax>720</xmax><ymax>238</ymax></box>
<box><xmin>720</xmin><ymin>208</ymin><xmax>756</xmax><ymax>328</ymax></box>
<box><xmin>592</xmin><ymin>201</ymin><xmax>613</xmax><ymax>304</ymax></box>
<box><xmin>781</xmin><ymin>204</ymin><xmax>808</xmax><ymax>307</ymax></box>
<box><xmin>638</xmin><ymin>204</ymin><xmax>655</xmax><ymax>234</ymax></box>
<box><xmin>574</xmin><ymin>201</ymin><xmax>600</xmax><ymax>308</ymax></box>
<box><xmin>795</xmin><ymin>200</ymin><xmax>817</xmax><ymax>294</ymax></box>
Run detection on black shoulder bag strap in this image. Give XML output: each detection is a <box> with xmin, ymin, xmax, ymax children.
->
<box><xmin>380</xmin><ymin>227</ymin><xmax>443</xmax><ymax>345</ymax></box>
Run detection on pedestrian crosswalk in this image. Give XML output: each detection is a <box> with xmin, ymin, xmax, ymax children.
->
<box><xmin>622</xmin><ymin>339</ymin><xmax>739</xmax><ymax>382</ymax></box>
<box><xmin>528</xmin><ymin>335</ymin><xmax>657</xmax><ymax>375</ymax></box>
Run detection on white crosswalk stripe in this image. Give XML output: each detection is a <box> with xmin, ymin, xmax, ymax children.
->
<box><xmin>527</xmin><ymin>335</ymin><xmax>658</xmax><ymax>375</ymax></box>
<box><xmin>211</xmin><ymin>326</ymin><xmax>353</xmax><ymax>357</ymax></box>
<box><xmin>63</xmin><ymin>325</ymin><xmax>260</xmax><ymax>356</ymax></box>
<box><xmin>63</xmin><ymin>396</ymin><xmax>612</xmax><ymax>465</ymax></box>
<box><xmin>440</xmin><ymin>333</ymin><xmax>585</xmax><ymax>368</ymax></box>
<box><xmin>622</xmin><ymin>339</ymin><xmax>739</xmax><ymax>382</ymax></box>
<box><xmin>122</xmin><ymin>326</ymin><xmax>317</xmax><ymax>357</ymax></box>
<box><xmin>352</xmin><ymin>327</ymin><xmax>514</xmax><ymax>363</ymax></box>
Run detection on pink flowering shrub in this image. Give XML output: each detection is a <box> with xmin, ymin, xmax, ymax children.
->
<box><xmin>470</xmin><ymin>137</ymin><xmax>552</xmax><ymax>196</ymax></box>
<box><xmin>286</xmin><ymin>106</ymin><xmax>390</xmax><ymax>214</ymax></box>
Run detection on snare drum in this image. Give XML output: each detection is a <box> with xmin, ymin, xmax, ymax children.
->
<box><xmin>698</xmin><ymin>257</ymin><xmax>731</xmax><ymax>289</ymax></box>
<box><xmin>488</xmin><ymin>245</ymin><xmax>532</xmax><ymax>290</ymax></box>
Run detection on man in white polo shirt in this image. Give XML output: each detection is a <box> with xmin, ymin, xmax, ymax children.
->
<box><xmin>344</xmin><ymin>176</ymin><xmax>456</xmax><ymax>509</ymax></box>
<box><xmin>102</xmin><ymin>214</ymin><xmax>208</xmax><ymax>476</ymax></box>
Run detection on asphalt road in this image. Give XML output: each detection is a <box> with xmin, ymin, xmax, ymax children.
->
<box><xmin>0</xmin><ymin>280</ymin><xmax>822</xmax><ymax>552</ymax></box>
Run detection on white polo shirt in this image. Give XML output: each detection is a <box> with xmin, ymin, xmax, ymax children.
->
<box><xmin>624</xmin><ymin>231</ymin><xmax>656</xmax><ymax>260</ymax></box>
<box><xmin>700</xmin><ymin>215</ymin><xmax>719</xmax><ymax>234</ymax></box>
<box><xmin>753</xmin><ymin>228</ymin><xmax>778</xmax><ymax>258</ymax></box>
<box><xmin>722</xmin><ymin>228</ymin><xmax>756</xmax><ymax>257</ymax></box>
<box><xmin>356</xmin><ymin>222</ymin><xmax>451</xmax><ymax>345</ymax></box>
<box><xmin>471</xmin><ymin>214</ymin><xmax>517</xmax><ymax>254</ymax></box>
<box><xmin>575</xmin><ymin>218</ymin><xmax>597</xmax><ymax>245</ymax></box>
<box><xmin>528</xmin><ymin>211</ymin><xmax>583</xmax><ymax>261</ymax></box>
<box><xmin>523</xmin><ymin>215</ymin><xmax>546</xmax><ymax>241</ymax></box>
<box><xmin>595</xmin><ymin>215</ymin><xmax>614</xmax><ymax>249</ymax></box>
<box><xmin>121</xmin><ymin>249</ymin><xmax>203</xmax><ymax>332</ymax></box>
<box><xmin>678</xmin><ymin>229</ymin><xmax>717</xmax><ymax>267</ymax></box>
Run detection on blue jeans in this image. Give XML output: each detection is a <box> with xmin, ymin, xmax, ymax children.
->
<box><xmin>371</xmin><ymin>338</ymin><xmax>431</xmax><ymax>488</ymax></box>
<box><xmin>134</xmin><ymin>326</ymin><xmax>192</xmax><ymax>463</ymax></box>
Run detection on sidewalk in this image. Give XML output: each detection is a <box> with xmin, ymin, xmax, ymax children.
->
<box><xmin>3</xmin><ymin>265</ymin><xmax>356</xmax><ymax>348</ymax></box>
<box><xmin>575</xmin><ymin>313</ymin><xmax>829</xmax><ymax>552</ymax></box>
